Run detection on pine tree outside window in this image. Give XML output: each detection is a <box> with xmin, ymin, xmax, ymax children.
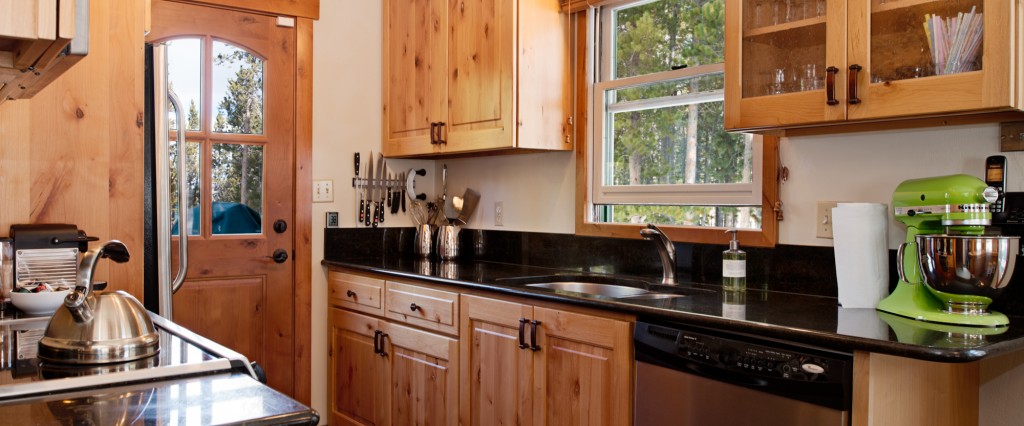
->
<box><xmin>589</xmin><ymin>0</ymin><xmax>763</xmax><ymax>230</ymax></box>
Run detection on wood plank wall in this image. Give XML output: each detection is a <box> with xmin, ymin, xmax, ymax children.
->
<box><xmin>0</xmin><ymin>0</ymin><xmax>146</xmax><ymax>296</ymax></box>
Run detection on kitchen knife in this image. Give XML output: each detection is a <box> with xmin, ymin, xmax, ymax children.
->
<box><xmin>400</xmin><ymin>172</ymin><xmax>406</xmax><ymax>213</ymax></box>
<box><xmin>365</xmin><ymin>151</ymin><xmax>374</xmax><ymax>227</ymax></box>
<box><xmin>373</xmin><ymin>153</ymin><xmax>384</xmax><ymax>227</ymax></box>
<box><xmin>356</xmin><ymin>152</ymin><xmax>364</xmax><ymax>224</ymax></box>
<box><xmin>386</xmin><ymin>171</ymin><xmax>392</xmax><ymax>209</ymax></box>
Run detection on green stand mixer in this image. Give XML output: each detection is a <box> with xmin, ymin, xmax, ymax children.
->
<box><xmin>877</xmin><ymin>174</ymin><xmax>1020</xmax><ymax>327</ymax></box>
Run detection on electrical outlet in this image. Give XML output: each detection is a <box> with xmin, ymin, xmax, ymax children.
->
<box><xmin>313</xmin><ymin>179</ymin><xmax>334</xmax><ymax>203</ymax></box>
<box><xmin>816</xmin><ymin>201</ymin><xmax>838</xmax><ymax>238</ymax></box>
<box><xmin>495</xmin><ymin>201</ymin><xmax>504</xmax><ymax>226</ymax></box>
<box><xmin>326</xmin><ymin>211</ymin><xmax>339</xmax><ymax>228</ymax></box>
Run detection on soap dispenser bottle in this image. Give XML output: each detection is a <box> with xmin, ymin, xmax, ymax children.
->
<box><xmin>722</xmin><ymin>229</ymin><xmax>746</xmax><ymax>291</ymax></box>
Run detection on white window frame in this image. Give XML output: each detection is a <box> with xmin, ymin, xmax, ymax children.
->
<box><xmin>588</xmin><ymin>1</ymin><xmax>762</xmax><ymax>213</ymax></box>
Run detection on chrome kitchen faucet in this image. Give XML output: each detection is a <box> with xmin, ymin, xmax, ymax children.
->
<box><xmin>640</xmin><ymin>224</ymin><xmax>676</xmax><ymax>285</ymax></box>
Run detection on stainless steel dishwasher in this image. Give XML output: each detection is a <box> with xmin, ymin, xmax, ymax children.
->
<box><xmin>634</xmin><ymin>319</ymin><xmax>852</xmax><ymax>426</ymax></box>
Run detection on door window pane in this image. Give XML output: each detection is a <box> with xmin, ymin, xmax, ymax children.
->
<box><xmin>170</xmin><ymin>140</ymin><xmax>202</xmax><ymax>236</ymax></box>
<box><xmin>166</xmin><ymin>38</ymin><xmax>203</xmax><ymax>131</ymax></box>
<box><xmin>211</xmin><ymin>143</ymin><xmax>264</xmax><ymax>235</ymax></box>
<box><xmin>212</xmin><ymin>41</ymin><xmax>265</xmax><ymax>135</ymax></box>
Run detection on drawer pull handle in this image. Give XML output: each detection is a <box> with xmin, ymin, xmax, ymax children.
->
<box><xmin>346</xmin><ymin>290</ymin><xmax>356</xmax><ymax>298</ymax></box>
<box><xmin>518</xmin><ymin>318</ymin><xmax>529</xmax><ymax>349</ymax></box>
<box><xmin>373</xmin><ymin>330</ymin><xmax>381</xmax><ymax>355</ymax></box>
<box><xmin>410</xmin><ymin>303</ymin><xmax>421</xmax><ymax>312</ymax></box>
<box><xmin>529</xmin><ymin>320</ymin><xmax>542</xmax><ymax>351</ymax></box>
<box><xmin>378</xmin><ymin>332</ymin><xmax>389</xmax><ymax>357</ymax></box>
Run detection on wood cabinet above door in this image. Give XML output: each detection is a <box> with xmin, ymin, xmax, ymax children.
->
<box><xmin>382</xmin><ymin>0</ymin><xmax>573</xmax><ymax>157</ymax></box>
<box><xmin>724</xmin><ymin>0</ymin><xmax>1022</xmax><ymax>133</ymax></box>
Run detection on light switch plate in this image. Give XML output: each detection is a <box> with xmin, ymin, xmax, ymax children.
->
<box><xmin>314</xmin><ymin>179</ymin><xmax>334</xmax><ymax>203</ymax></box>
<box><xmin>326</xmin><ymin>211</ymin><xmax>340</xmax><ymax>228</ymax></box>
<box><xmin>816</xmin><ymin>201</ymin><xmax>838</xmax><ymax>239</ymax></box>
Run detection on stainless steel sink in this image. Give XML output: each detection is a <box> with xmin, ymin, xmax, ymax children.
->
<box><xmin>526</xmin><ymin>282</ymin><xmax>650</xmax><ymax>298</ymax></box>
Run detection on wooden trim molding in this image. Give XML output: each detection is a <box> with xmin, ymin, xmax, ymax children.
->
<box><xmin>572</xmin><ymin>11</ymin><xmax>780</xmax><ymax>248</ymax></box>
<box><xmin>171</xmin><ymin>0</ymin><xmax>320</xmax><ymax>19</ymax></box>
<box><xmin>292</xmin><ymin>16</ymin><xmax>314</xmax><ymax>405</ymax></box>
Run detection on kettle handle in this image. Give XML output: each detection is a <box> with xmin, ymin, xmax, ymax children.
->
<box><xmin>65</xmin><ymin>240</ymin><xmax>130</xmax><ymax>323</ymax></box>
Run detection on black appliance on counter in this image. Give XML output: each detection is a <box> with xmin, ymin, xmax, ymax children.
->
<box><xmin>634</xmin><ymin>319</ymin><xmax>852</xmax><ymax>425</ymax></box>
<box><xmin>0</xmin><ymin>313</ymin><xmax>318</xmax><ymax>424</ymax></box>
<box><xmin>9</xmin><ymin>224</ymin><xmax>96</xmax><ymax>286</ymax></box>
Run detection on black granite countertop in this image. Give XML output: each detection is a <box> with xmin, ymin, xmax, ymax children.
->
<box><xmin>0</xmin><ymin>373</ymin><xmax>318</xmax><ymax>425</ymax></box>
<box><xmin>323</xmin><ymin>256</ymin><xmax>1024</xmax><ymax>363</ymax></box>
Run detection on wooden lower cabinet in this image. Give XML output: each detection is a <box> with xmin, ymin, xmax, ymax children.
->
<box><xmin>460</xmin><ymin>294</ymin><xmax>633</xmax><ymax>426</ymax></box>
<box><xmin>328</xmin><ymin>308</ymin><xmax>458</xmax><ymax>426</ymax></box>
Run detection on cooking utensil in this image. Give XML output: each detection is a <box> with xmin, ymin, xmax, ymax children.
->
<box><xmin>456</xmin><ymin>188</ymin><xmax>480</xmax><ymax>226</ymax></box>
<box><xmin>355</xmin><ymin>152</ymin><xmax>364</xmax><ymax>224</ymax></box>
<box><xmin>39</xmin><ymin>241</ymin><xmax>159</xmax><ymax>364</ymax></box>
<box><xmin>365</xmin><ymin>151</ymin><xmax>374</xmax><ymax>227</ymax></box>
<box><xmin>400</xmin><ymin>172</ymin><xmax>407</xmax><ymax>212</ymax></box>
<box><xmin>373</xmin><ymin>154</ymin><xmax>384</xmax><ymax>227</ymax></box>
<box><xmin>442</xmin><ymin>165</ymin><xmax>459</xmax><ymax>223</ymax></box>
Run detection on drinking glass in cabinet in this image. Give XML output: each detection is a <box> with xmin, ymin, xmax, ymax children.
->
<box><xmin>799</xmin><ymin>64</ymin><xmax>824</xmax><ymax>91</ymax></box>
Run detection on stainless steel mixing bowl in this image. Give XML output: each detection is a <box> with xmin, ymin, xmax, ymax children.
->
<box><xmin>914</xmin><ymin>234</ymin><xmax>1020</xmax><ymax>314</ymax></box>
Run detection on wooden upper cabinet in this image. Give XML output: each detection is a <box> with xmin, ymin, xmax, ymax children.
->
<box><xmin>383</xmin><ymin>0</ymin><xmax>573</xmax><ymax>157</ymax></box>
<box><xmin>0</xmin><ymin>0</ymin><xmax>85</xmax><ymax>104</ymax></box>
<box><xmin>725</xmin><ymin>0</ymin><xmax>1021</xmax><ymax>132</ymax></box>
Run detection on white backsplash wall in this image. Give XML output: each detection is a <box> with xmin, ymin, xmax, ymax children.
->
<box><xmin>780</xmin><ymin>124</ymin><xmax>1024</xmax><ymax>249</ymax></box>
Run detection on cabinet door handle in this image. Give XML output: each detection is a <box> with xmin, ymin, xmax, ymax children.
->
<box><xmin>410</xmin><ymin>303</ymin><xmax>421</xmax><ymax>312</ymax></box>
<box><xmin>373</xmin><ymin>330</ymin><xmax>381</xmax><ymax>355</ymax></box>
<box><xmin>437</xmin><ymin>122</ymin><xmax>447</xmax><ymax>145</ymax></box>
<box><xmin>346</xmin><ymin>290</ymin><xmax>356</xmax><ymax>298</ymax></box>
<box><xmin>848</xmin><ymin>64</ymin><xmax>862</xmax><ymax>105</ymax></box>
<box><xmin>825</xmin><ymin>66</ymin><xmax>840</xmax><ymax>106</ymax></box>
<box><xmin>529</xmin><ymin>320</ymin><xmax>541</xmax><ymax>351</ymax></box>
<box><xmin>518</xmin><ymin>318</ymin><xmax>529</xmax><ymax>349</ymax></box>
<box><xmin>378</xmin><ymin>332</ymin><xmax>389</xmax><ymax>357</ymax></box>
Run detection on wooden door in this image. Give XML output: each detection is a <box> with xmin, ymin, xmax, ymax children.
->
<box><xmin>459</xmin><ymin>295</ymin><xmax>534</xmax><ymax>426</ymax></box>
<box><xmin>329</xmin><ymin>309</ymin><xmax>389</xmax><ymax>426</ymax></box>
<box><xmin>147</xmin><ymin>0</ymin><xmax>297</xmax><ymax>394</ymax></box>
<box><xmin>847</xmin><ymin>0</ymin><xmax>1015</xmax><ymax>120</ymax></box>
<box><xmin>532</xmin><ymin>307</ymin><xmax>632</xmax><ymax>426</ymax></box>
<box><xmin>444</xmin><ymin>0</ymin><xmax>514</xmax><ymax>152</ymax></box>
<box><xmin>724</xmin><ymin>0</ymin><xmax>848</xmax><ymax>131</ymax></box>
<box><xmin>381</xmin><ymin>321</ymin><xmax>459</xmax><ymax>426</ymax></box>
<box><xmin>382</xmin><ymin>0</ymin><xmax>448</xmax><ymax>157</ymax></box>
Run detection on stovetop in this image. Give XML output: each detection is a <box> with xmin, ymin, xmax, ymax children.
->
<box><xmin>0</xmin><ymin>306</ymin><xmax>251</xmax><ymax>401</ymax></box>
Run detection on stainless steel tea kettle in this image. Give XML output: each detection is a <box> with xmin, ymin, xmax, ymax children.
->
<box><xmin>39</xmin><ymin>241</ymin><xmax>160</xmax><ymax>364</ymax></box>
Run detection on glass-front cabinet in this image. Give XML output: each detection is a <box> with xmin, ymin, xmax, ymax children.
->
<box><xmin>725</xmin><ymin>0</ymin><xmax>1018</xmax><ymax>131</ymax></box>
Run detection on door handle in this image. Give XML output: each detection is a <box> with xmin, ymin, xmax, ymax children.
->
<box><xmin>518</xmin><ymin>318</ymin><xmax>529</xmax><ymax>349</ymax></box>
<box><xmin>529</xmin><ymin>320</ymin><xmax>541</xmax><ymax>351</ymax></box>
<box><xmin>825</xmin><ymin>66</ymin><xmax>839</xmax><ymax>106</ymax></box>
<box><xmin>270</xmin><ymin>249</ymin><xmax>288</xmax><ymax>263</ymax></box>
<box><xmin>273</xmin><ymin>219</ymin><xmax>287</xmax><ymax>233</ymax></box>
<box><xmin>848</xmin><ymin>64</ymin><xmax>862</xmax><ymax>104</ymax></box>
<box><xmin>373</xmin><ymin>330</ymin><xmax>381</xmax><ymax>355</ymax></box>
<box><xmin>377</xmin><ymin>332</ymin><xmax>389</xmax><ymax>357</ymax></box>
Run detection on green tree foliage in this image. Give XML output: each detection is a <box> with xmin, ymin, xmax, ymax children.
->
<box><xmin>604</xmin><ymin>0</ymin><xmax>760</xmax><ymax>229</ymax></box>
<box><xmin>211</xmin><ymin>47</ymin><xmax>264</xmax><ymax>218</ymax></box>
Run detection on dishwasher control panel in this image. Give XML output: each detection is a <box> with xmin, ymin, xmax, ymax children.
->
<box><xmin>636</xmin><ymin>321</ymin><xmax>851</xmax><ymax>386</ymax></box>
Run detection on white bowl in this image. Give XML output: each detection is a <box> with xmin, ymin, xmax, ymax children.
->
<box><xmin>11</xmin><ymin>290</ymin><xmax>71</xmax><ymax>315</ymax></box>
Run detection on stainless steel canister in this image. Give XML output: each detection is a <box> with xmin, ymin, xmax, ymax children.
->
<box><xmin>437</xmin><ymin>225</ymin><xmax>460</xmax><ymax>260</ymax></box>
<box><xmin>415</xmin><ymin>224</ymin><xmax>435</xmax><ymax>258</ymax></box>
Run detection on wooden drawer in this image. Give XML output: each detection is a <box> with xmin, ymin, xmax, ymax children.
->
<box><xmin>385</xmin><ymin>281</ymin><xmax>459</xmax><ymax>335</ymax></box>
<box><xmin>328</xmin><ymin>271</ymin><xmax>384</xmax><ymax>316</ymax></box>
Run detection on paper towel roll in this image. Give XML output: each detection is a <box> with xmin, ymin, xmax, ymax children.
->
<box><xmin>832</xmin><ymin>203</ymin><xmax>889</xmax><ymax>308</ymax></box>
